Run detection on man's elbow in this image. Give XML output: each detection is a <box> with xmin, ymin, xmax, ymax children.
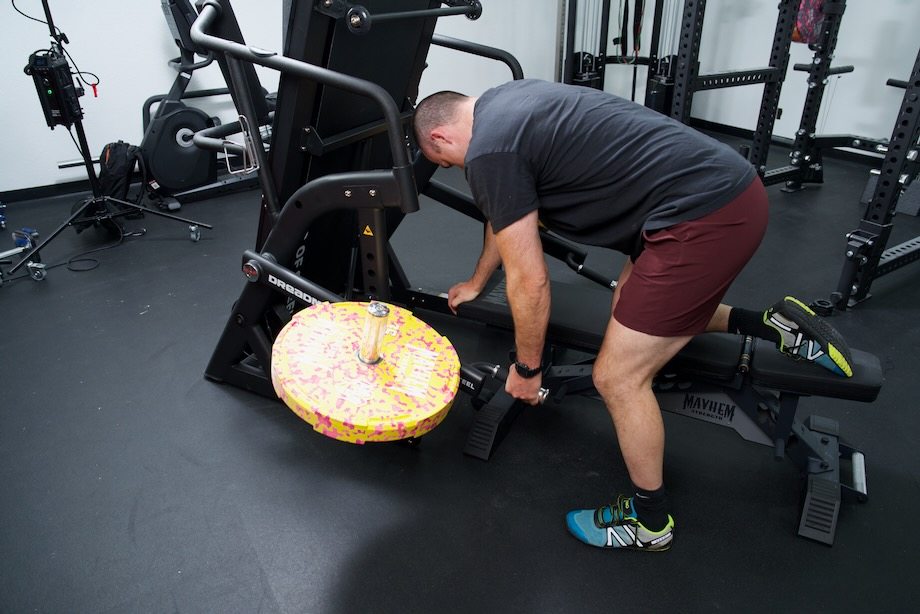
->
<box><xmin>508</xmin><ymin>267</ymin><xmax>550</xmax><ymax>296</ymax></box>
<box><xmin>532</xmin><ymin>270</ymin><xmax>550</xmax><ymax>292</ymax></box>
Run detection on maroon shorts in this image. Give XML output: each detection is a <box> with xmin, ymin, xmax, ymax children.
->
<box><xmin>613</xmin><ymin>177</ymin><xmax>769</xmax><ymax>337</ymax></box>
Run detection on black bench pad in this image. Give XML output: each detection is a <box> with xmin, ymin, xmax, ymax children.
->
<box><xmin>458</xmin><ymin>275</ymin><xmax>882</xmax><ymax>401</ymax></box>
<box><xmin>662</xmin><ymin>334</ymin><xmax>744</xmax><ymax>382</ymax></box>
<box><xmin>458</xmin><ymin>275</ymin><xmax>609</xmax><ymax>353</ymax></box>
<box><xmin>750</xmin><ymin>339</ymin><xmax>882</xmax><ymax>402</ymax></box>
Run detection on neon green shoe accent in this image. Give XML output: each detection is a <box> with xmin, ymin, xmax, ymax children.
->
<box><xmin>565</xmin><ymin>495</ymin><xmax>675</xmax><ymax>551</ymax></box>
<box><xmin>785</xmin><ymin>295</ymin><xmax>816</xmax><ymax>316</ymax></box>
<box><xmin>827</xmin><ymin>343</ymin><xmax>853</xmax><ymax>377</ymax></box>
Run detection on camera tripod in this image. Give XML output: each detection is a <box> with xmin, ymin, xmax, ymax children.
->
<box><xmin>10</xmin><ymin>0</ymin><xmax>212</xmax><ymax>278</ymax></box>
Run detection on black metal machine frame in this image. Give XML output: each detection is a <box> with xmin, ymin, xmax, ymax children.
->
<box><xmin>562</xmin><ymin>0</ymin><xmax>613</xmax><ymax>90</ymax></box>
<box><xmin>563</xmin><ymin>0</ymin><xmax>802</xmax><ymax>161</ymax></box>
<box><xmin>193</xmin><ymin>0</ymin><xmax>499</xmax><ymax>395</ymax></box>
<box><xmin>563</xmin><ymin>0</ymin><xmax>901</xmax><ymax>201</ymax></box>
<box><xmin>146</xmin><ymin>0</ymin><xmax>286</xmax><ymax>207</ymax></box>
<box><xmin>138</xmin><ymin>0</ymin><xmax>266</xmax><ymax>205</ymax></box>
<box><xmin>564</xmin><ymin>0</ymin><xmax>799</xmax><ymax>127</ymax></box>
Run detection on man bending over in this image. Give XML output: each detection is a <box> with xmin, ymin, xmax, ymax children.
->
<box><xmin>413</xmin><ymin>79</ymin><xmax>852</xmax><ymax>551</ymax></box>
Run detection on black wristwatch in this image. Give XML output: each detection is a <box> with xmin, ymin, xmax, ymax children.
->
<box><xmin>509</xmin><ymin>350</ymin><xmax>542</xmax><ymax>378</ymax></box>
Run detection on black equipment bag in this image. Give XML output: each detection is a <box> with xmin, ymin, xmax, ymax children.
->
<box><xmin>72</xmin><ymin>140</ymin><xmax>145</xmax><ymax>234</ymax></box>
<box><xmin>99</xmin><ymin>140</ymin><xmax>142</xmax><ymax>201</ymax></box>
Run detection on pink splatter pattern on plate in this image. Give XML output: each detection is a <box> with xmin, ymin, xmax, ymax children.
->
<box><xmin>271</xmin><ymin>302</ymin><xmax>460</xmax><ymax>444</ymax></box>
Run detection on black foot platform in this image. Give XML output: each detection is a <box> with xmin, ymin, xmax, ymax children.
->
<box><xmin>463</xmin><ymin>388</ymin><xmax>522</xmax><ymax>461</ymax></box>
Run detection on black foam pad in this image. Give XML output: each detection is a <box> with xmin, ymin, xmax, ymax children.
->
<box><xmin>460</xmin><ymin>277</ymin><xmax>743</xmax><ymax>382</ymax></box>
<box><xmin>749</xmin><ymin>340</ymin><xmax>883</xmax><ymax>402</ymax></box>
<box><xmin>459</xmin><ymin>273</ymin><xmax>884</xmax><ymax>401</ymax></box>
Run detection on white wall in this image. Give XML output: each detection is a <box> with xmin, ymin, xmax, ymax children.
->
<box><xmin>1</xmin><ymin>0</ymin><xmax>916</xmax><ymax>194</ymax></box>
<box><xmin>603</xmin><ymin>0</ymin><xmax>920</xmax><ymax>144</ymax></box>
<box><xmin>422</xmin><ymin>0</ymin><xmax>561</xmax><ymax>97</ymax></box>
<box><xmin>0</xmin><ymin>0</ymin><xmax>281</xmax><ymax>194</ymax></box>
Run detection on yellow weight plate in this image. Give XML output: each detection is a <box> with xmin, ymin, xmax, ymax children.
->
<box><xmin>271</xmin><ymin>302</ymin><xmax>460</xmax><ymax>443</ymax></box>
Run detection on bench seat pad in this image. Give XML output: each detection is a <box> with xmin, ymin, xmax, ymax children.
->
<box><xmin>458</xmin><ymin>275</ymin><xmax>882</xmax><ymax>402</ymax></box>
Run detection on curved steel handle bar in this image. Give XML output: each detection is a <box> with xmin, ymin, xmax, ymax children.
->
<box><xmin>167</xmin><ymin>51</ymin><xmax>214</xmax><ymax>73</ymax></box>
<box><xmin>193</xmin><ymin>112</ymin><xmax>274</xmax><ymax>156</ymax></box>
<box><xmin>193</xmin><ymin>121</ymin><xmax>248</xmax><ymax>156</ymax></box>
<box><xmin>190</xmin><ymin>0</ymin><xmax>419</xmax><ymax>213</ymax></box>
<box><xmin>431</xmin><ymin>34</ymin><xmax>524</xmax><ymax>81</ymax></box>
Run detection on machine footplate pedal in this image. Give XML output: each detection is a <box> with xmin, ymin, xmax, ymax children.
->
<box><xmin>463</xmin><ymin>390</ymin><xmax>523</xmax><ymax>461</ymax></box>
<box><xmin>798</xmin><ymin>474</ymin><xmax>841</xmax><ymax>545</ymax></box>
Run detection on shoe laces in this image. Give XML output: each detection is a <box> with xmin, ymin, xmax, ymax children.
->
<box><xmin>770</xmin><ymin>313</ymin><xmax>813</xmax><ymax>356</ymax></box>
<box><xmin>786</xmin><ymin>339</ymin><xmax>808</xmax><ymax>356</ymax></box>
<box><xmin>788</xmin><ymin>335</ymin><xmax>827</xmax><ymax>359</ymax></box>
<box><xmin>595</xmin><ymin>495</ymin><xmax>636</xmax><ymax>528</ymax></box>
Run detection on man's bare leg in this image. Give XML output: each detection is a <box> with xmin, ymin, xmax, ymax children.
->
<box><xmin>564</xmin><ymin>312</ymin><xmax>686</xmax><ymax>550</ymax></box>
<box><xmin>593</xmin><ymin>316</ymin><xmax>692</xmax><ymax>490</ymax></box>
<box><xmin>707</xmin><ymin>304</ymin><xmax>732</xmax><ymax>333</ymax></box>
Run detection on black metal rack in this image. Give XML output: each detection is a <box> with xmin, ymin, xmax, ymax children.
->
<box><xmin>562</xmin><ymin>0</ymin><xmax>672</xmax><ymax>108</ymax></box>
<box><xmin>755</xmin><ymin>0</ymin><xmax>883</xmax><ymax>190</ymax></box>
<box><xmin>563</xmin><ymin>0</ymin><xmax>803</xmax><ymax>139</ymax></box>
<box><xmin>668</xmin><ymin>0</ymin><xmax>896</xmax><ymax>199</ymax></box>
<box><xmin>831</xmin><ymin>47</ymin><xmax>920</xmax><ymax>308</ymax></box>
<box><xmin>562</xmin><ymin>0</ymin><xmax>613</xmax><ymax>90</ymax></box>
<box><xmin>562</xmin><ymin>0</ymin><xmax>898</xmax><ymax>204</ymax></box>
<box><xmin>670</xmin><ymin>0</ymin><xmax>799</xmax><ymax>167</ymax></box>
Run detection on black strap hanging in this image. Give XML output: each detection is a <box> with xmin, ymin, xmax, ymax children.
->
<box><xmin>620</xmin><ymin>0</ymin><xmax>629</xmax><ymax>57</ymax></box>
<box><xmin>630</xmin><ymin>1</ymin><xmax>645</xmax><ymax>101</ymax></box>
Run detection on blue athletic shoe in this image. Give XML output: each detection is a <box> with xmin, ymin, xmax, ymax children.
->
<box><xmin>565</xmin><ymin>495</ymin><xmax>674</xmax><ymax>551</ymax></box>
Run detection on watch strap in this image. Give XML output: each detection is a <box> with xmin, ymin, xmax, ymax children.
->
<box><xmin>509</xmin><ymin>350</ymin><xmax>542</xmax><ymax>378</ymax></box>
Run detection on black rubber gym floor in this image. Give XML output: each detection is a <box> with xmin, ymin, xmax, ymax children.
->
<box><xmin>1</xmin><ymin>143</ymin><xmax>918</xmax><ymax>612</ymax></box>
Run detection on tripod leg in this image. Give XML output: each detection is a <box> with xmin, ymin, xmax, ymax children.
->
<box><xmin>105</xmin><ymin>197</ymin><xmax>213</xmax><ymax>229</ymax></box>
<box><xmin>7</xmin><ymin>198</ymin><xmax>101</xmax><ymax>274</ymax></box>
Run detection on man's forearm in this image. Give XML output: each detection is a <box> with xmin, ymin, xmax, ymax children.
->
<box><xmin>469</xmin><ymin>222</ymin><xmax>502</xmax><ymax>289</ymax></box>
<box><xmin>488</xmin><ymin>211</ymin><xmax>549</xmax><ymax>404</ymax></box>
<box><xmin>506</xmin><ymin>270</ymin><xmax>550</xmax><ymax>368</ymax></box>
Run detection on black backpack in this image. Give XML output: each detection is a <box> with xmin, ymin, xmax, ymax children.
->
<box><xmin>103</xmin><ymin>140</ymin><xmax>182</xmax><ymax>213</ymax></box>
<box><xmin>98</xmin><ymin>140</ymin><xmax>144</xmax><ymax>202</ymax></box>
<box><xmin>72</xmin><ymin>141</ymin><xmax>146</xmax><ymax>234</ymax></box>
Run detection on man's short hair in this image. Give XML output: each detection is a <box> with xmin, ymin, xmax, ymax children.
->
<box><xmin>413</xmin><ymin>91</ymin><xmax>468</xmax><ymax>149</ymax></box>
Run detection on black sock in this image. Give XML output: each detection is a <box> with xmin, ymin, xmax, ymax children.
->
<box><xmin>632</xmin><ymin>485</ymin><xmax>669</xmax><ymax>531</ymax></box>
<box><xmin>727</xmin><ymin>307</ymin><xmax>779</xmax><ymax>344</ymax></box>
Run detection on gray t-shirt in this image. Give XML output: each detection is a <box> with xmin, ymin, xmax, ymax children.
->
<box><xmin>464</xmin><ymin>79</ymin><xmax>757</xmax><ymax>256</ymax></box>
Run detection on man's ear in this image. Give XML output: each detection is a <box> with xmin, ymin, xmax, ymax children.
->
<box><xmin>429</xmin><ymin>126</ymin><xmax>451</xmax><ymax>146</ymax></box>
